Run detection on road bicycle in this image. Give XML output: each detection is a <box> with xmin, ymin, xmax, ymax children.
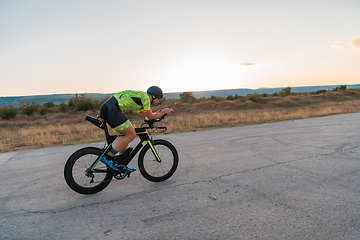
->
<box><xmin>64</xmin><ymin>115</ymin><xmax>178</xmax><ymax>195</ymax></box>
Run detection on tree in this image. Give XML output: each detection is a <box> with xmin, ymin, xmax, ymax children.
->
<box><xmin>279</xmin><ymin>87</ymin><xmax>292</xmax><ymax>97</ymax></box>
<box><xmin>179</xmin><ymin>91</ymin><xmax>196</xmax><ymax>103</ymax></box>
<box><xmin>333</xmin><ymin>85</ymin><xmax>347</xmax><ymax>91</ymax></box>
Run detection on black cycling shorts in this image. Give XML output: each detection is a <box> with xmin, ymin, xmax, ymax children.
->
<box><xmin>100</xmin><ymin>96</ymin><xmax>132</xmax><ymax>131</ymax></box>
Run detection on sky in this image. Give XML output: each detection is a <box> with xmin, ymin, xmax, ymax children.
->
<box><xmin>0</xmin><ymin>0</ymin><xmax>359</xmax><ymax>97</ymax></box>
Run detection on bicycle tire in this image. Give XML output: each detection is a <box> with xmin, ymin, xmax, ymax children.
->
<box><xmin>64</xmin><ymin>147</ymin><xmax>113</xmax><ymax>194</ymax></box>
<box><xmin>138</xmin><ymin>140</ymin><xmax>178</xmax><ymax>182</ymax></box>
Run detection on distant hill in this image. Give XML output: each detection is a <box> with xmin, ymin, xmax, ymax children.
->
<box><xmin>0</xmin><ymin>93</ymin><xmax>113</xmax><ymax>107</ymax></box>
<box><xmin>1</xmin><ymin>84</ymin><xmax>359</xmax><ymax>107</ymax></box>
<box><xmin>164</xmin><ymin>84</ymin><xmax>360</xmax><ymax>99</ymax></box>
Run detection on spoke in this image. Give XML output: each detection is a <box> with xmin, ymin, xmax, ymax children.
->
<box><xmin>143</xmin><ymin>144</ymin><xmax>174</xmax><ymax>178</ymax></box>
<box><xmin>73</xmin><ymin>154</ymin><xmax>107</xmax><ymax>187</ymax></box>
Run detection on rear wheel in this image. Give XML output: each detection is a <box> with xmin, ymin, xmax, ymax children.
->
<box><xmin>138</xmin><ymin>140</ymin><xmax>178</xmax><ymax>182</ymax></box>
<box><xmin>64</xmin><ymin>147</ymin><xmax>112</xmax><ymax>194</ymax></box>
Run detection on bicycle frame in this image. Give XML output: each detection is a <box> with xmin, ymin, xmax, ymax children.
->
<box><xmin>65</xmin><ymin>114</ymin><xmax>178</xmax><ymax>194</ymax></box>
<box><xmin>115</xmin><ymin>128</ymin><xmax>162</xmax><ymax>166</ymax></box>
<box><xmin>87</xmin><ymin>121</ymin><xmax>161</xmax><ymax>174</ymax></box>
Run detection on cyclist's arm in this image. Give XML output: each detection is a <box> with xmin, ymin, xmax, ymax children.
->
<box><xmin>139</xmin><ymin>108</ymin><xmax>173</xmax><ymax>120</ymax></box>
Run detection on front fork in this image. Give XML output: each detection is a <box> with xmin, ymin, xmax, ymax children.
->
<box><xmin>143</xmin><ymin>140</ymin><xmax>161</xmax><ymax>163</ymax></box>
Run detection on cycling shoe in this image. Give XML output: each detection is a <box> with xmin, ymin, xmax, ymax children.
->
<box><xmin>126</xmin><ymin>166</ymin><xmax>136</xmax><ymax>173</ymax></box>
<box><xmin>100</xmin><ymin>156</ymin><xmax>119</xmax><ymax>171</ymax></box>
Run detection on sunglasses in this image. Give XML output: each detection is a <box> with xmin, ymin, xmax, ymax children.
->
<box><xmin>158</xmin><ymin>95</ymin><xmax>163</xmax><ymax>101</ymax></box>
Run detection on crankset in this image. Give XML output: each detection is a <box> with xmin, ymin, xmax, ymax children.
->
<box><xmin>113</xmin><ymin>164</ymin><xmax>128</xmax><ymax>180</ymax></box>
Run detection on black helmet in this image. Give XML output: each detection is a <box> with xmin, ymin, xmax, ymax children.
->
<box><xmin>147</xmin><ymin>86</ymin><xmax>163</xmax><ymax>100</ymax></box>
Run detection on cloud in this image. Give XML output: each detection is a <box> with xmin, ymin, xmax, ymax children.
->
<box><xmin>350</xmin><ymin>36</ymin><xmax>360</xmax><ymax>51</ymax></box>
<box><xmin>331</xmin><ymin>41</ymin><xmax>344</xmax><ymax>49</ymax></box>
<box><xmin>239</xmin><ymin>63</ymin><xmax>255</xmax><ymax>67</ymax></box>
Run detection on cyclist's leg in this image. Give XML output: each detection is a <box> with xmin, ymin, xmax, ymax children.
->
<box><xmin>111</xmin><ymin>123</ymin><xmax>137</xmax><ymax>172</ymax></box>
<box><xmin>100</xmin><ymin>96</ymin><xmax>135</xmax><ymax>156</ymax></box>
<box><xmin>112</xmin><ymin>124</ymin><xmax>136</xmax><ymax>155</ymax></box>
<box><xmin>99</xmin><ymin>97</ymin><xmax>135</xmax><ymax>171</ymax></box>
<box><xmin>103</xmin><ymin>112</ymin><xmax>136</xmax><ymax>156</ymax></box>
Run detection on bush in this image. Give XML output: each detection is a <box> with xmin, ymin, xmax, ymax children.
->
<box><xmin>38</xmin><ymin>102</ymin><xmax>58</xmax><ymax>115</ymax></box>
<box><xmin>43</xmin><ymin>102</ymin><xmax>55</xmax><ymax>108</ymax></box>
<box><xmin>210</xmin><ymin>96</ymin><xmax>224</xmax><ymax>102</ymax></box>
<box><xmin>279</xmin><ymin>87</ymin><xmax>292</xmax><ymax>97</ymax></box>
<box><xmin>179</xmin><ymin>91</ymin><xmax>196</xmax><ymax>103</ymax></box>
<box><xmin>312</xmin><ymin>89</ymin><xmax>327</xmax><ymax>95</ymax></box>
<box><xmin>227</xmin><ymin>95</ymin><xmax>235</xmax><ymax>100</ymax></box>
<box><xmin>59</xmin><ymin>102</ymin><xmax>67</xmax><ymax>112</ymax></box>
<box><xmin>246</xmin><ymin>92</ymin><xmax>263</xmax><ymax>103</ymax></box>
<box><xmin>68</xmin><ymin>93</ymin><xmax>103</xmax><ymax>111</ymax></box>
<box><xmin>39</xmin><ymin>106</ymin><xmax>56</xmax><ymax>115</ymax></box>
<box><xmin>227</xmin><ymin>94</ymin><xmax>242</xmax><ymax>101</ymax></box>
<box><xmin>0</xmin><ymin>105</ymin><xmax>18</xmax><ymax>120</ymax></box>
<box><xmin>333</xmin><ymin>85</ymin><xmax>347</xmax><ymax>91</ymax></box>
<box><xmin>20</xmin><ymin>100</ymin><xmax>40</xmax><ymax>116</ymax></box>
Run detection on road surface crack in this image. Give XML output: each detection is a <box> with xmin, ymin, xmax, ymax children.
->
<box><xmin>271</xmin><ymin>137</ymin><xmax>325</xmax><ymax>149</ymax></box>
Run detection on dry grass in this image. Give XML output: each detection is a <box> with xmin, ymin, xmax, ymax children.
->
<box><xmin>165</xmin><ymin>100</ymin><xmax>360</xmax><ymax>132</ymax></box>
<box><xmin>0</xmin><ymin>122</ymin><xmax>104</xmax><ymax>152</ymax></box>
<box><xmin>1</xmin><ymin>92</ymin><xmax>360</xmax><ymax>152</ymax></box>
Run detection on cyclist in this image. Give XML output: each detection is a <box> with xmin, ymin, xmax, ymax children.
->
<box><xmin>99</xmin><ymin>86</ymin><xmax>173</xmax><ymax>172</ymax></box>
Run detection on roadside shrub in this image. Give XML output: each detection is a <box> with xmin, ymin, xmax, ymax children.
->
<box><xmin>68</xmin><ymin>93</ymin><xmax>103</xmax><ymax>111</ymax></box>
<box><xmin>0</xmin><ymin>105</ymin><xmax>18</xmax><ymax>120</ymax></box>
<box><xmin>38</xmin><ymin>102</ymin><xmax>57</xmax><ymax>115</ymax></box>
<box><xmin>333</xmin><ymin>85</ymin><xmax>347</xmax><ymax>91</ymax></box>
<box><xmin>59</xmin><ymin>102</ymin><xmax>67</xmax><ymax>112</ymax></box>
<box><xmin>226</xmin><ymin>94</ymin><xmax>242</xmax><ymax>101</ymax></box>
<box><xmin>227</xmin><ymin>95</ymin><xmax>235</xmax><ymax>100</ymax></box>
<box><xmin>20</xmin><ymin>100</ymin><xmax>40</xmax><ymax>116</ymax></box>
<box><xmin>246</xmin><ymin>92</ymin><xmax>263</xmax><ymax>103</ymax></box>
<box><xmin>279</xmin><ymin>87</ymin><xmax>292</xmax><ymax>97</ymax></box>
<box><xmin>39</xmin><ymin>106</ymin><xmax>56</xmax><ymax>115</ymax></box>
<box><xmin>312</xmin><ymin>89</ymin><xmax>327</xmax><ymax>95</ymax></box>
<box><xmin>210</xmin><ymin>96</ymin><xmax>224</xmax><ymax>102</ymax></box>
<box><xmin>43</xmin><ymin>102</ymin><xmax>55</xmax><ymax>108</ymax></box>
<box><xmin>179</xmin><ymin>91</ymin><xmax>196</xmax><ymax>103</ymax></box>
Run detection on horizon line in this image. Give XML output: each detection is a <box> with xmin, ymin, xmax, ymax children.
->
<box><xmin>0</xmin><ymin>83</ymin><xmax>356</xmax><ymax>98</ymax></box>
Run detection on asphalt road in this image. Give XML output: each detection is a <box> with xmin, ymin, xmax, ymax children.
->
<box><xmin>1</xmin><ymin>113</ymin><xmax>360</xmax><ymax>240</ymax></box>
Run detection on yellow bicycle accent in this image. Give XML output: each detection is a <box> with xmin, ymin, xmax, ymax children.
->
<box><xmin>142</xmin><ymin>140</ymin><xmax>161</xmax><ymax>162</ymax></box>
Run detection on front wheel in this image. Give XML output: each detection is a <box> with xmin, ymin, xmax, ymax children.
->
<box><xmin>64</xmin><ymin>147</ymin><xmax>113</xmax><ymax>194</ymax></box>
<box><xmin>138</xmin><ymin>140</ymin><xmax>179</xmax><ymax>182</ymax></box>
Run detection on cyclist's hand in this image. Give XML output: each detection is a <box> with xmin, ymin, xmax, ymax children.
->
<box><xmin>162</xmin><ymin>108</ymin><xmax>173</xmax><ymax>115</ymax></box>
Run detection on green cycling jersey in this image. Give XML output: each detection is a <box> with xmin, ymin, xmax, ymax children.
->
<box><xmin>113</xmin><ymin>90</ymin><xmax>151</xmax><ymax>113</ymax></box>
